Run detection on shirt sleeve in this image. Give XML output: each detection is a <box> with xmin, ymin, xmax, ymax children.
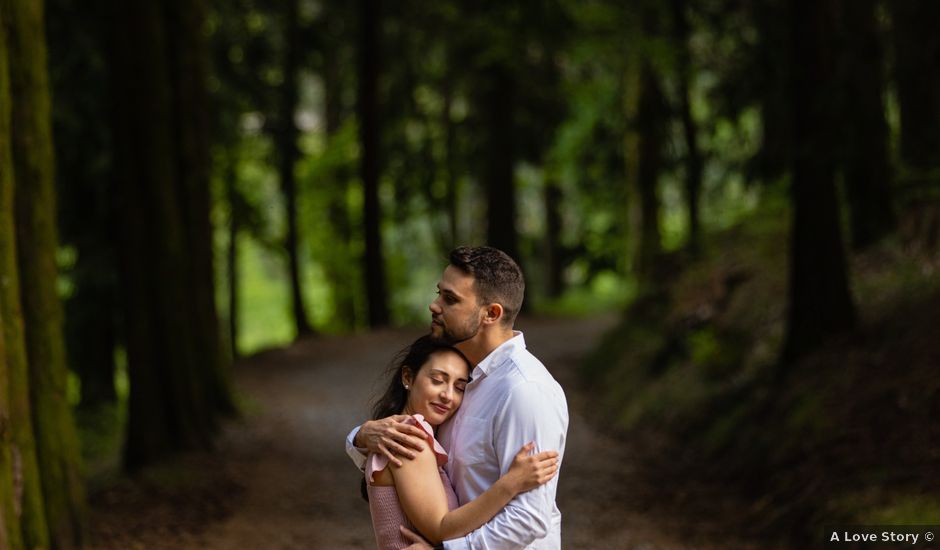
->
<box><xmin>443</xmin><ymin>381</ymin><xmax>567</xmax><ymax>549</ymax></box>
<box><xmin>345</xmin><ymin>425</ymin><xmax>368</xmax><ymax>472</ymax></box>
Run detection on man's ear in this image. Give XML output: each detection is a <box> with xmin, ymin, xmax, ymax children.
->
<box><xmin>482</xmin><ymin>303</ymin><xmax>504</xmax><ymax>325</ymax></box>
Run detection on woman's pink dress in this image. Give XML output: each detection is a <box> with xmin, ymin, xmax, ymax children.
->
<box><xmin>366</xmin><ymin>414</ymin><xmax>459</xmax><ymax>550</ymax></box>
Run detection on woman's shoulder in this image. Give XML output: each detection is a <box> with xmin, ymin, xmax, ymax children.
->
<box><xmin>401</xmin><ymin>414</ymin><xmax>448</xmax><ymax>468</ymax></box>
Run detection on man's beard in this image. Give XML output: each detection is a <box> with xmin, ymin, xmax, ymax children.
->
<box><xmin>432</xmin><ymin>311</ymin><xmax>482</xmax><ymax>345</ymax></box>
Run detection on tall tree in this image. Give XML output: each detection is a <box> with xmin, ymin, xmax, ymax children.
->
<box><xmin>0</xmin><ymin>12</ymin><xmax>46</xmax><ymax>547</ymax></box>
<box><xmin>672</xmin><ymin>0</ymin><xmax>704</xmax><ymax>256</ymax></box>
<box><xmin>46</xmin><ymin>0</ymin><xmax>119</xmax><ymax>410</ymax></box>
<box><xmin>632</xmin><ymin>61</ymin><xmax>668</xmax><ymax>282</ymax></box>
<box><xmin>109</xmin><ymin>0</ymin><xmax>233</xmax><ymax>468</ymax></box>
<box><xmin>481</xmin><ymin>63</ymin><xmax>520</xmax><ymax>262</ymax></box>
<box><xmin>781</xmin><ymin>0</ymin><xmax>856</xmax><ymax>361</ymax></box>
<box><xmin>321</xmin><ymin>8</ymin><xmax>359</xmax><ymax>330</ymax></box>
<box><xmin>3</xmin><ymin>0</ymin><xmax>86</xmax><ymax>543</ymax></box>
<box><xmin>276</xmin><ymin>0</ymin><xmax>313</xmax><ymax>337</ymax></box>
<box><xmin>839</xmin><ymin>0</ymin><xmax>895</xmax><ymax>250</ymax></box>
<box><xmin>358</xmin><ymin>0</ymin><xmax>389</xmax><ymax>327</ymax></box>
<box><xmin>890</xmin><ymin>0</ymin><xmax>940</xmax><ymax>173</ymax></box>
<box><xmin>543</xmin><ymin>173</ymin><xmax>565</xmax><ymax>298</ymax></box>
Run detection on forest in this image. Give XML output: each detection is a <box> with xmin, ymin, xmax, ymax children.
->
<box><xmin>1</xmin><ymin>0</ymin><xmax>938</xmax><ymax>548</ymax></box>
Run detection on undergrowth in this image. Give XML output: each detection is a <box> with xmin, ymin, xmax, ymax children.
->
<box><xmin>583</xmin><ymin>196</ymin><xmax>940</xmax><ymax>545</ymax></box>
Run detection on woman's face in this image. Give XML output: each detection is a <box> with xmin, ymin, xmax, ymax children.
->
<box><xmin>403</xmin><ymin>350</ymin><xmax>470</xmax><ymax>426</ymax></box>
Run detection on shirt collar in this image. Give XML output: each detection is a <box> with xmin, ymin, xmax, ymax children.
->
<box><xmin>471</xmin><ymin>331</ymin><xmax>525</xmax><ymax>380</ymax></box>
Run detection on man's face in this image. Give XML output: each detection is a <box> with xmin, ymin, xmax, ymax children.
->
<box><xmin>429</xmin><ymin>265</ymin><xmax>484</xmax><ymax>345</ymax></box>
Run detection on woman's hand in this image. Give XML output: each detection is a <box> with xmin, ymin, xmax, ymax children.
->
<box><xmin>502</xmin><ymin>442</ymin><xmax>559</xmax><ymax>494</ymax></box>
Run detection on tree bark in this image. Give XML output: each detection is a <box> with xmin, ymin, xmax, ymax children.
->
<box><xmin>3</xmin><ymin>0</ymin><xmax>86</xmax><ymax>545</ymax></box>
<box><xmin>782</xmin><ymin>0</ymin><xmax>856</xmax><ymax>361</ymax></box>
<box><xmin>0</xmin><ymin>18</ymin><xmax>33</xmax><ymax>548</ymax></box>
<box><xmin>358</xmin><ymin>0</ymin><xmax>389</xmax><ymax>327</ymax></box>
<box><xmin>0</xmin><ymin>10</ymin><xmax>49</xmax><ymax>545</ymax></box>
<box><xmin>840</xmin><ymin>0</ymin><xmax>895</xmax><ymax>250</ymax></box>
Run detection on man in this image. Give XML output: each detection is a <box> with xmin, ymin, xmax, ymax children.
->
<box><xmin>345</xmin><ymin>246</ymin><xmax>568</xmax><ymax>549</ymax></box>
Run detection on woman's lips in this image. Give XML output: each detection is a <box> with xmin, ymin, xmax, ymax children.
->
<box><xmin>430</xmin><ymin>403</ymin><xmax>450</xmax><ymax>415</ymax></box>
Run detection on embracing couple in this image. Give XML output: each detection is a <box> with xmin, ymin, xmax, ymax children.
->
<box><xmin>345</xmin><ymin>246</ymin><xmax>568</xmax><ymax>549</ymax></box>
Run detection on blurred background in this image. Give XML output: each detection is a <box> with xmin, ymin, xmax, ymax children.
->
<box><xmin>1</xmin><ymin>0</ymin><xmax>938</xmax><ymax>548</ymax></box>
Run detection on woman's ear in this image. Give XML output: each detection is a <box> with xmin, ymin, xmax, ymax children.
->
<box><xmin>401</xmin><ymin>367</ymin><xmax>414</xmax><ymax>389</ymax></box>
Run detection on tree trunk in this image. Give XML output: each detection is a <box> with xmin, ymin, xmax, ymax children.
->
<box><xmin>0</xmin><ymin>11</ymin><xmax>49</xmax><ymax>546</ymax></box>
<box><xmin>3</xmin><ymin>0</ymin><xmax>86</xmax><ymax>545</ymax></box>
<box><xmin>442</xmin><ymin>73</ymin><xmax>459</xmax><ymax>249</ymax></box>
<box><xmin>483</xmin><ymin>64</ymin><xmax>520</xmax><ymax>263</ymax></box>
<box><xmin>277</xmin><ymin>0</ymin><xmax>313</xmax><ymax>338</ymax></box>
<box><xmin>672</xmin><ymin>0</ymin><xmax>704</xmax><ymax>256</ymax></box>
<box><xmin>358</xmin><ymin>0</ymin><xmax>389</xmax><ymax>328</ymax></box>
<box><xmin>46</xmin><ymin>0</ymin><xmax>119</xmax><ymax>411</ymax></box>
<box><xmin>321</xmin><ymin>5</ymin><xmax>358</xmax><ymax>331</ymax></box>
<box><xmin>890</xmin><ymin>0</ymin><xmax>940</xmax><ymax>172</ymax></box>
<box><xmin>169</xmin><ymin>0</ymin><xmax>236</xmax><ymax>417</ymax></box>
<box><xmin>226</xmin><ymin>158</ymin><xmax>240</xmax><ymax>360</ymax></box>
<box><xmin>544</xmin><ymin>176</ymin><xmax>564</xmax><ymax>298</ymax></box>
<box><xmin>109</xmin><ymin>0</ymin><xmax>231</xmax><ymax>469</ymax></box>
<box><xmin>752</xmin><ymin>0</ymin><xmax>791</xmax><ymax>181</ymax></box>
<box><xmin>840</xmin><ymin>0</ymin><xmax>895</xmax><ymax>250</ymax></box>
<box><xmin>634</xmin><ymin>62</ymin><xmax>666</xmax><ymax>282</ymax></box>
<box><xmin>782</xmin><ymin>0</ymin><xmax>856</xmax><ymax>361</ymax></box>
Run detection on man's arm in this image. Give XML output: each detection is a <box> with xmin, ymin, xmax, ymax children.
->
<box><xmin>344</xmin><ymin>415</ymin><xmax>432</xmax><ymax>468</ymax></box>
<box><xmin>444</xmin><ymin>382</ymin><xmax>568</xmax><ymax>549</ymax></box>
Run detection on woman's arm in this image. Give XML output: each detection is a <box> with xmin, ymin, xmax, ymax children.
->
<box><xmin>391</xmin><ymin>441</ymin><xmax>558</xmax><ymax>544</ymax></box>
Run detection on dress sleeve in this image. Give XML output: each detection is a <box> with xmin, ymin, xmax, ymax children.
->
<box><xmin>366</xmin><ymin>414</ymin><xmax>448</xmax><ymax>483</ymax></box>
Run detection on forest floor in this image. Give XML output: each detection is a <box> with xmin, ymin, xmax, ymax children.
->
<box><xmin>87</xmin><ymin>314</ymin><xmax>774</xmax><ymax>549</ymax></box>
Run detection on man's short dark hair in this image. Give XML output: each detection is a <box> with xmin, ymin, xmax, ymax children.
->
<box><xmin>449</xmin><ymin>246</ymin><xmax>524</xmax><ymax>326</ymax></box>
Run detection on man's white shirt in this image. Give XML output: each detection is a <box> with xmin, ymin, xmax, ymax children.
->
<box><xmin>346</xmin><ymin>332</ymin><xmax>568</xmax><ymax>549</ymax></box>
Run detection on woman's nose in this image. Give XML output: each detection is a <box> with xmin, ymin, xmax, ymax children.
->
<box><xmin>440</xmin><ymin>386</ymin><xmax>453</xmax><ymax>402</ymax></box>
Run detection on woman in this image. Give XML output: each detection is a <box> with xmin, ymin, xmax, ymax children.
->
<box><xmin>363</xmin><ymin>335</ymin><xmax>558</xmax><ymax>549</ymax></box>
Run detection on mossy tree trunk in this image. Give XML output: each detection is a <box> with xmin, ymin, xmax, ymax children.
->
<box><xmin>0</xmin><ymin>8</ymin><xmax>50</xmax><ymax>548</ymax></box>
<box><xmin>109</xmin><ymin>0</ymin><xmax>233</xmax><ymax>469</ymax></box>
<box><xmin>0</xmin><ymin>16</ymin><xmax>31</xmax><ymax>549</ymax></box>
<box><xmin>3</xmin><ymin>0</ymin><xmax>86</xmax><ymax>545</ymax></box>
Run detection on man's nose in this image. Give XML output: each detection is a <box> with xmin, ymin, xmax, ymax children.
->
<box><xmin>429</xmin><ymin>300</ymin><xmax>442</xmax><ymax>315</ymax></box>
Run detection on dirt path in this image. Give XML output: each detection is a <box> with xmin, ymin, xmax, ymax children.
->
<box><xmin>90</xmin><ymin>315</ymin><xmax>742</xmax><ymax>549</ymax></box>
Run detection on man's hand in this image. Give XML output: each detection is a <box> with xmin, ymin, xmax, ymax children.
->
<box><xmin>355</xmin><ymin>415</ymin><xmax>427</xmax><ymax>467</ymax></box>
<box><xmin>400</xmin><ymin>525</ymin><xmax>434</xmax><ymax>549</ymax></box>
